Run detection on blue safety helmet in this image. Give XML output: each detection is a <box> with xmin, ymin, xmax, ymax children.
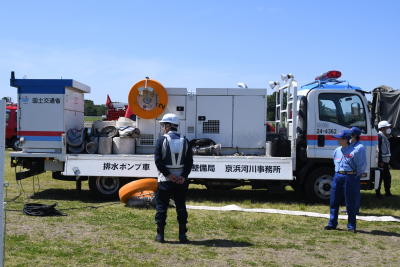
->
<box><xmin>350</xmin><ymin>127</ymin><xmax>361</xmax><ymax>136</ymax></box>
<box><xmin>332</xmin><ymin>130</ymin><xmax>352</xmax><ymax>140</ymax></box>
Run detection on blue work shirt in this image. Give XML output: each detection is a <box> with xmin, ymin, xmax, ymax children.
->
<box><xmin>333</xmin><ymin>145</ymin><xmax>364</xmax><ymax>176</ymax></box>
<box><xmin>350</xmin><ymin>140</ymin><xmax>367</xmax><ymax>173</ymax></box>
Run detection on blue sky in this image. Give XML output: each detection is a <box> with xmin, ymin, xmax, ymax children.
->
<box><xmin>1</xmin><ymin>0</ymin><xmax>399</xmax><ymax>104</ymax></box>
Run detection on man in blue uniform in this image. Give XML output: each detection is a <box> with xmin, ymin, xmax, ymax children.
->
<box><xmin>341</xmin><ymin>127</ymin><xmax>367</xmax><ymax>215</ymax></box>
<box><xmin>154</xmin><ymin>113</ymin><xmax>193</xmax><ymax>243</ymax></box>
<box><xmin>324</xmin><ymin>130</ymin><xmax>364</xmax><ymax>233</ymax></box>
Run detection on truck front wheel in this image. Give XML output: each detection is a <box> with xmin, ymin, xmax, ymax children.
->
<box><xmin>305</xmin><ymin>167</ymin><xmax>334</xmax><ymax>204</ymax></box>
<box><xmin>11</xmin><ymin>137</ymin><xmax>21</xmax><ymax>151</ymax></box>
<box><xmin>89</xmin><ymin>176</ymin><xmax>127</xmax><ymax>200</ymax></box>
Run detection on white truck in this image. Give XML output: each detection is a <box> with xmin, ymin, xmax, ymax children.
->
<box><xmin>9</xmin><ymin>70</ymin><xmax>380</xmax><ymax>203</ymax></box>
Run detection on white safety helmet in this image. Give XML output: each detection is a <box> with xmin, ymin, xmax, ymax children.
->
<box><xmin>159</xmin><ymin>113</ymin><xmax>179</xmax><ymax>127</ymax></box>
<box><xmin>378</xmin><ymin>120</ymin><xmax>391</xmax><ymax>129</ymax></box>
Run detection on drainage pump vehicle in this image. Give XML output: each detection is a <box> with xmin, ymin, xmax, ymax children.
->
<box><xmin>9</xmin><ymin>70</ymin><xmax>381</xmax><ymax>203</ymax></box>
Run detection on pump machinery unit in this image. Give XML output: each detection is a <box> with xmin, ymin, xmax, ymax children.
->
<box><xmin>135</xmin><ymin>87</ymin><xmax>267</xmax><ymax>155</ymax></box>
<box><xmin>12</xmin><ymin>76</ymin><xmax>268</xmax><ymax>156</ymax></box>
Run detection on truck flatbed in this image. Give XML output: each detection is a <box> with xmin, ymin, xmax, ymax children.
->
<box><xmin>10</xmin><ymin>151</ymin><xmax>293</xmax><ymax>180</ymax></box>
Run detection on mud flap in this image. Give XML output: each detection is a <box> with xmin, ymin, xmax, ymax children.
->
<box><xmin>374</xmin><ymin>169</ymin><xmax>380</xmax><ymax>190</ymax></box>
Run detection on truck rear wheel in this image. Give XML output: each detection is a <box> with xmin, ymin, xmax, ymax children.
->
<box><xmin>11</xmin><ymin>137</ymin><xmax>21</xmax><ymax>151</ymax></box>
<box><xmin>89</xmin><ymin>176</ymin><xmax>128</xmax><ymax>200</ymax></box>
<box><xmin>390</xmin><ymin>145</ymin><xmax>400</xmax><ymax>170</ymax></box>
<box><xmin>305</xmin><ymin>167</ymin><xmax>334</xmax><ymax>204</ymax></box>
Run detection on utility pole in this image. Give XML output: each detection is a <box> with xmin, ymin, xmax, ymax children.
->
<box><xmin>0</xmin><ymin>100</ymin><xmax>6</xmax><ymax>267</ymax></box>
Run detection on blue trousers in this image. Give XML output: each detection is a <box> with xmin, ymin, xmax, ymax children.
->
<box><xmin>328</xmin><ymin>173</ymin><xmax>357</xmax><ymax>230</ymax></box>
<box><xmin>355</xmin><ymin>175</ymin><xmax>361</xmax><ymax>214</ymax></box>
<box><xmin>155</xmin><ymin>180</ymin><xmax>189</xmax><ymax>225</ymax></box>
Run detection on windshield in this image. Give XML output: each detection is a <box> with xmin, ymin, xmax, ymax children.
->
<box><xmin>318</xmin><ymin>93</ymin><xmax>367</xmax><ymax>133</ymax></box>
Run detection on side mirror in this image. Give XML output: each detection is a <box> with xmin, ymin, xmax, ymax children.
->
<box><xmin>351</xmin><ymin>103</ymin><xmax>360</xmax><ymax>115</ymax></box>
<box><xmin>379</xmin><ymin>100</ymin><xmax>386</xmax><ymax>116</ymax></box>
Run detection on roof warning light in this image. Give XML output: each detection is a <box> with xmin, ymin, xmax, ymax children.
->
<box><xmin>315</xmin><ymin>70</ymin><xmax>342</xmax><ymax>81</ymax></box>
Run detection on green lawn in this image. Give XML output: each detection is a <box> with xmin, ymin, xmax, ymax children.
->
<box><xmin>84</xmin><ymin>116</ymin><xmax>103</xmax><ymax>122</ymax></box>
<box><xmin>3</xmin><ymin>148</ymin><xmax>400</xmax><ymax>266</ymax></box>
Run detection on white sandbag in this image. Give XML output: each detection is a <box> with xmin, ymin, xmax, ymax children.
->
<box><xmin>98</xmin><ymin>137</ymin><xmax>112</xmax><ymax>154</ymax></box>
<box><xmin>92</xmin><ymin>121</ymin><xmax>116</xmax><ymax>135</ymax></box>
<box><xmin>113</xmin><ymin>137</ymin><xmax>135</xmax><ymax>154</ymax></box>
<box><xmin>117</xmin><ymin>117</ymin><xmax>133</xmax><ymax>122</ymax></box>
<box><xmin>118</xmin><ymin>126</ymin><xmax>141</xmax><ymax>138</ymax></box>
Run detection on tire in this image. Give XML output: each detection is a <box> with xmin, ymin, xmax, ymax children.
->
<box><xmin>305</xmin><ymin>167</ymin><xmax>335</xmax><ymax>204</ymax></box>
<box><xmin>89</xmin><ymin>177</ymin><xmax>128</xmax><ymax>200</ymax></box>
<box><xmin>11</xmin><ymin>137</ymin><xmax>21</xmax><ymax>151</ymax></box>
<box><xmin>390</xmin><ymin>145</ymin><xmax>400</xmax><ymax>170</ymax></box>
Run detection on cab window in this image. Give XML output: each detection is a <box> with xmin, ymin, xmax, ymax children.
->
<box><xmin>6</xmin><ymin>110</ymin><xmax>10</xmax><ymax>122</ymax></box>
<box><xmin>318</xmin><ymin>93</ymin><xmax>367</xmax><ymax>133</ymax></box>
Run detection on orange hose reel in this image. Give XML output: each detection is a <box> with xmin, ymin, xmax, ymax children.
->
<box><xmin>119</xmin><ymin>178</ymin><xmax>158</xmax><ymax>204</ymax></box>
<box><xmin>128</xmin><ymin>79</ymin><xmax>168</xmax><ymax>119</ymax></box>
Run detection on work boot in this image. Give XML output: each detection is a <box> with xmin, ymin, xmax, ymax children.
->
<box><xmin>155</xmin><ymin>224</ymin><xmax>165</xmax><ymax>243</ymax></box>
<box><xmin>179</xmin><ymin>224</ymin><xmax>189</xmax><ymax>243</ymax></box>
<box><xmin>376</xmin><ymin>190</ymin><xmax>383</xmax><ymax>199</ymax></box>
<box><xmin>385</xmin><ymin>190</ymin><xmax>393</xmax><ymax>197</ymax></box>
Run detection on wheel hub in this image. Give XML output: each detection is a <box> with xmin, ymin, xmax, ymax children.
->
<box><xmin>104</xmin><ymin>177</ymin><xmax>115</xmax><ymax>188</ymax></box>
<box><xmin>322</xmin><ymin>183</ymin><xmax>331</xmax><ymax>191</ymax></box>
<box><xmin>314</xmin><ymin>175</ymin><xmax>333</xmax><ymax>199</ymax></box>
<box><xmin>96</xmin><ymin>177</ymin><xmax>119</xmax><ymax>194</ymax></box>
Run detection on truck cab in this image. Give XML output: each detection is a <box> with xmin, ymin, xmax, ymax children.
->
<box><xmin>291</xmin><ymin>71</ymin><xmax>379</xmax><ymax>202</ymax></box>
<box><xmin>5</xmin><ymin>103</ymin><xmax>19</xmax><ymax>150</ymax></box>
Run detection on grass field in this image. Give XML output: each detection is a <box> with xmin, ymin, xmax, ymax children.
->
<box><xmin>84</xmin><ymin>116</ymin><xmax>103</xmax><ymax>122</ymax></box>
<box><xmin>2</xmin><ymin>148</ymin><xmax>400</xmax><ymax>266</ymax></box>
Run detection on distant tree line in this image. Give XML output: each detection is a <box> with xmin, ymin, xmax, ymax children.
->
<box><xmin>267</xmin><ymin>92</ymin><xmax>276</xmax><ymax>121</ymax></box>
<box><xmin>267</xmin><ymin>91</ymin><xmax>288</xmax><ymax>121</ymax></box>
<box><xmin>84</xmin><ymin>100</ymin><xmax>108</xmax><ymax>116</ymax></box>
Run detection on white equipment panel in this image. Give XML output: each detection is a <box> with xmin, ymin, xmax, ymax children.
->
<box><xmin>196</xmin><ymin>95</ymin><xmax>233</xmax><ymax>147</ymax></box>
<box><xmin>185</xmin><ymin>94</ymin><xmax>196</xmax><ymax>141</ymax></box>
<box><xmin>14</xmin><ymin>79</ymin><xmax>90</xmax><ymax>151</ymax></box>
<box><xmin>232</xmin><ymin>96</ymin><xmax>266</xmax><ymax>148</ymax></box>
<box><xmin>156</xmin><ymin>88</ymin><xmax>187</xmax><ymax>120</ymax></box>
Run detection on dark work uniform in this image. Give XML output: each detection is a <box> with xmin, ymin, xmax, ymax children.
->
<box><xmin>154</xmin><ymin>131</ymin><xmax>193</xmax><ymax>226</ymax></box>
<box><xmin>377</xmin><ymin>132</ymin><xmax>392</xmax><ymax>194</ymax></box>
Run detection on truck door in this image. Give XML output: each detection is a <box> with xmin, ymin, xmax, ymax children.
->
<box><xmin>311</xmin><ymin>91</ymin><xmax>369</xmax><ymax>160</ymax></box>
<box><xmin>5</xmin><ymin>109</ymin><xmax>11</xmax><ymax>141</ymax></box>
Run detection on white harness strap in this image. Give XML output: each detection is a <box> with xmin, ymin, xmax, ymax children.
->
<box><xmin>164</xmin><ymin>134</ymin><xmax>185</xmax><ymax>169</ymax></box>
<box><xmin>379</xmin><ymin>132</ymin><xmax>391</xmax><ymax>163</ymax></box>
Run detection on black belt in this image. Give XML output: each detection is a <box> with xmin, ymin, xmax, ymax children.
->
<box><xmin>337</xmin><ymin>171</ymin><xmax>356</xmax><ymax>175</ymax></box>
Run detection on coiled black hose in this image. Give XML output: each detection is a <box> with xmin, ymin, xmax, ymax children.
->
<box><xmin>22</xmin><ymin>203</ymin><xmax>67</xmax><ymax>217</ymax></box>
<box><xmin>189</xmin><ymin>138</ymin><xmax>216</xmax><ymax>147</ymax></box>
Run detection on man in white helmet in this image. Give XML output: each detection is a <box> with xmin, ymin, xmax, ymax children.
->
<box><xmin>154</xmin><ymin>113</ymin><xmax>193</xmax><ymax>243</ymax></box>
<box><xmin>376</xmin><ymin>120</ymin><xmax>394</xmax><ymax>198</ymax></box>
